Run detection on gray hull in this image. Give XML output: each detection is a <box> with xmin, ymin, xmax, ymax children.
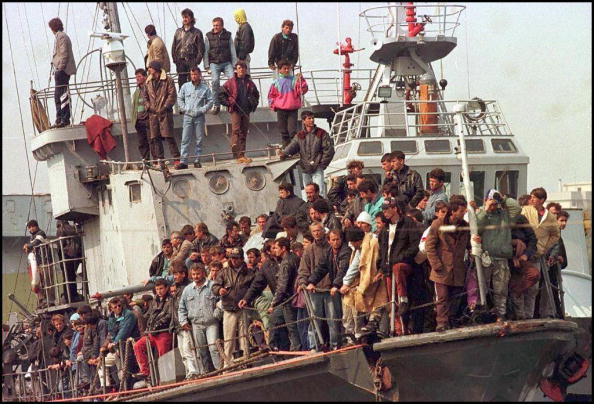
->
<box><xmin>123</xmin><ymin>319</ymin><xmax>578</xmax><ymax>402</ymax></box>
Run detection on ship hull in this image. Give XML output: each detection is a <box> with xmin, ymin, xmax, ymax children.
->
<box><xmin>373</xmin><ymin>319</ymin><xmax>579</xmax><ymax>401</ymax></box>
<box><xmin>125</xmin><ymin>320</ymin><xmax>578</xmax><ymax>402</ymax></box>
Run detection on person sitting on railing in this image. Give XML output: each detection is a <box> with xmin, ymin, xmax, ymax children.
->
<box><xmin>171</xmin><ymin>8</ymin><xmax>205</xmax><ymax>89</ymax></box>
<box><xmin>268</xmin><ymin>20</ymin><xmax>299</xmax><ymax>73</ymax></box>
<box><xmin>132</xmin><ymin>279</ymin><xmax>174</xmax><ymax>384</ymax></box>
<box><xmin>233</xmin><ymin>9</ymin><xmax>255</xmax><ymax>73</ymax></box>
<box><xmin>176</xmin><ymin>67</ymin><xmax>213</xmax><ymax>169</ymax></box>
<box><xmin>269</xmin><ymin>61</ymin><xmax>308</xmax><ymax>147</ymax></box>
<box><xmin>204</xmin><ymin>17</ymin><xmax>238</xmax><ymax>115</ymax></box>
<box><xmin>48</xmin><ymin>17</ymin><xmax>76</xmax><ymax>128</ymax></box>
<box><xmin>144</xmin><ymin>60</ymin><xmax>180</xmax><ymax>168</ymax></box>
<box><xmin>219</xmin><ymin>61</ymin><xmax>260</xmax><ymax>164</ymax></box>
<box><xmin>278</xmin><ymin>110</ymin><xmax>334</xmax><ymax>198</ymax></box>
<box><xmin>144</xmin><ymin>24</ymin><xmax>171</xmax><ymax>73</ymax></box>
<box><xmin>23</xmin><ymin>219</ymin><xmax>52</xmax><ymax>308</ymax></box>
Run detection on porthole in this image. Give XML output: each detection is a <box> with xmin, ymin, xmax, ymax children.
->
<box><xmin>172</xmin><ymin>179</ymin><xmax>190</xmax><ymax>199</ymax></box>
<box><xmin>244</xmin><ymin>169</ymin><xmax>266</xmax><ymax>191</ymax></box>
<box><xmin>208</xmin><ymin>172</ymin><xmax>230</xmax><ymax>195</ymax></box>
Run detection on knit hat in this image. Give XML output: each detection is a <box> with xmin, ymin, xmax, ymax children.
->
<box><xmin>69</xmin><ymin>313</ymin><xmax>80</xmax><ymax>322</ymax></box>
<box><xmin>148</xmin><ymin>60</ymin><xmax>162</xmax><ymax>72</ymax></box>
<box><xmin>356</xmin><ymin>211</ymin><xmax>372</xmax><ymax>225</ymax></box>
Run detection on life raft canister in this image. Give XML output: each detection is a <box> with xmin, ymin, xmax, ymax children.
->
<box><xmin>418</xmin><ymin>73</ymin><xmax>438</xmax><ymax>135</ymax></box>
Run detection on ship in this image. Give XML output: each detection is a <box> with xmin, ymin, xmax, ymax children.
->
<box><xmin>2</xmin><ymin>2</ymin><xmax>590</xmax><ymax>402</ymax></box>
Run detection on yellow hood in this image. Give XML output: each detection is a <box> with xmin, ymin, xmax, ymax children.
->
<box><xmin>234</xmin><ymin>9</ymin><xmax>247</xmax><ymax>24</ymax></box>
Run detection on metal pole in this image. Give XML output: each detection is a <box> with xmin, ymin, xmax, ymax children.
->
<box><xmin>390</xmin><ymin>275</ymin><xmax>396</xmax><ymax>336</ymax></box>
<box><xmin>453</xmin><ymin>103</ymin><xmax>487</xmax><ymax>306</ymax></box>
<box><xmin>556</xmin><ymin>264</ymin><xmax>565</xmax><ymax>318</ymax></box>
<box><xmin>303</xmin><ymin>290</ymin><xmax>324</xmax><ymax>348</ymax></box>
<box><xmin>337</xmin><ymin>3</ymin><xmax>343</xmax><ymax>107</ymax></box>
<box><xmin>7</xmin><ymin>294</ymin><xmax>35</xmax><ymax>320</ymax></box>
<box><xmin>104</xmin><ymin>2</ymin><xmax>132</xmax><ymax>116</ymax></box>
<box><xmin>114</xmin><ymin>69</ymin><xmax>131</xmax><ymax>164</ymax></box>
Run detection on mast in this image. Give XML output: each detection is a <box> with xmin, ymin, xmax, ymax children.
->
<box><xmin>453</xmin><ymin>103</ymin><xmax>487</xmax><ymax>307</ymax></box>
<box><xmin>97</xmin><ymin>2</ymin><xmax>132</xmax><ymax>164</ymax></box>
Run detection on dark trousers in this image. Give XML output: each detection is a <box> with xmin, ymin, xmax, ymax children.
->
<box><xmin>296</xmin><ymin>307</ymin><xmax>310</xmax><ymax>350</ymax></box>
<box><xmin>176</xmin><ymin>62</ymin><xmax>190</xmax><ymax>89</ymax></box>
<box><xmin>54</xmin><ymin>70</ymin><xmax>71</xmax><ymax>124</ymax></box>
<box><xmin>276</xmin><ymin>109</ymin><xmax>298</xmax><ymax>146</ymax></box>
<box><xmin>148</xmin><ymin>112</ymin><xmax>180</xmax><ymax>160</ymax></box>
<box><xmin>230</xmin><ymin>112</ymin><xmax>250</xmax><ymax>158</ymax></box>
<box><xmin>434</xmin><ymin>283</ymin><xmax>463</xmax><ymax>328</ymax></box>
<box><xmin>282</xmin><ymin>304</ymin><xmax>302</xmax><ymax>351</ymax></box>
<box><xmin>135</xmin><ymin>118</ymin><xmax>151</xmax><ymax>160</ymax></box>
<box><xmin>62</xmin><ymin>259</ymin><xmax>81</xmax><ymax>302</ymax></box>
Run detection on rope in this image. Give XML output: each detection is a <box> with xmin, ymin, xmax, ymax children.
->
<box><xmin>22</xmin><ymin>3</ymin><xmax>42</xmax><ymax>88</ymax></box>
<box><xmin>40</xmin><ymin>3</ymin><xmax>51</xmax><ymax>55</ymax></box>
<box><xmin>76</xmin><ymin>3</ymin><xmax>99</xmax><ymax>123</ymax></box>
<box><xmin>3</xmin><ymin>3</ymin><xmax>39</xmax><ymax>315</ymax></box>
<box><xmin>121</xmin><ymin>2</ymin><xmax>145</xmax><ymax>57</ymax></box>
<box><xmin>166</xmin><ymin>3</ymin><xmax>179</xmax><ymax>28</ymax></box>
<box><xmin>15</xmin><ymin>4</ymin><xmax>39</xmax><ymax>88</ymax></box>
<box><xmin>144</xmin><ymin>2</ymin><xmax>155</xmax><ymax>26</ymax></box>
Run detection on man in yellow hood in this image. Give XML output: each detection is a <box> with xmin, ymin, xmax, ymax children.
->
<box><xmin>233</xmin><ymin>9</ymin><xmax>255</xmax><ymax>72</ymax></box>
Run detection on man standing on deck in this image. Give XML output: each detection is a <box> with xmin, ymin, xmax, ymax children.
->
<box><xmin>171</xmin><ymin>8</ymin><xmax>205</xmax><ymax>89</ymax></box>
<box><xmin>144</xmin><ymin>25</ymin><xmax>171</xmax><ymax>73</ymax></box>
<box><xmin>278</xmin><ymin>111</ymin><xmax>334</xmax><ymax>197</ymax></box>
<box><xmin>268</xmin><ymin>20</ymin><xmax>299</xmax><ymax>72</ymax></box>
<box><xmin>49</xmin><ymin>17</ymin><xmax>76</xmax><ymax>128</ymax></box>
<box><xmin>176</xmin><ymin>67</ymin><xmax>213</xmax><ymax>169</ymax></box>
<box><xmin>204</xmin><ymin>17</ymin><xmax>237</xmax><ymax>115</ymax></box>
<box><xmin>233</xmin><ymin>9</ymin><xmax>255</xmax><ymax>73</ymax></box>
<box><xmin>144</xmin><ymin>60</ymin><xmax>181</xmax><ymax>167</ymax></box>
<box><xmin>385</xmin><ymin>151</ymin><xmax>425</xmax><ymax>207</ymax></box>
<box><xmin>131</xmin><ymin>68</ymin><xmax>153</xmax><ymax>162</ymax></box>
<box><xmin>219</xmin><ymin>61</ymin><xmax>260</xmax><ymax>164</ymax></box>
<box><xmin>268</xmin><ymin>61</ymin><xmax>308</xmax><ymax>147</ymax></box>
<box><xmin>422</xmin><ymin>168</ymin><xmax>449</xmax><ymax>226</ymax></box>
<box><xmin>521</xmin><ymin>187</ymin><xmax>560</xmax><ymax>318</ymax></box>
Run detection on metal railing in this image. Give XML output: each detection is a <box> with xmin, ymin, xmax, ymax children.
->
<box><xmin>33</xmin><ymin>235</ymin><xmax>89</xmax><ymax>310</ymax></box>
<box><xmin>330</xmin><ymin>99</ymin><xmax>513</xmax><ymax>144</ymax></box>
<box><xmin>360</xmin><ymin>4</ymin><xmax>466</xmax><ymax>38</ymax></box>
<box><xmin>31</xmin><ymin>63</ymin><xmax>375</xmax><ymax>135</ymax></box>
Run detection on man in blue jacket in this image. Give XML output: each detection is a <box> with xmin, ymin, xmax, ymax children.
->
<box><xmin>176</xmin><ymin>67</ymin><xmax>214</xmax><ymax>169</ymax></box>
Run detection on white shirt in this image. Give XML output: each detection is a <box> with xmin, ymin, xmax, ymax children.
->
<box><xmin>388</xmin><ymin>223</ymin><xmax>397</xmax><ymax>256</ymax></box>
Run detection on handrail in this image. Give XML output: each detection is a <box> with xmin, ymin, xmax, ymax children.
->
<box><xmin>360</xmin><ymin>4</ymin><xmax>466</xmax><ymax>38</ymax></box>
<box><xmin>330</xmin><ymin>99</ymin><xmax>513</xmax><ymax>144</ymax></box>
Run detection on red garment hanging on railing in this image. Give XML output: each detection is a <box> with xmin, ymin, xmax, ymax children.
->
<box><xmin>84</xmin><ymin>114</ymin><xmax>117</xmax><ymax>159</ymax></box>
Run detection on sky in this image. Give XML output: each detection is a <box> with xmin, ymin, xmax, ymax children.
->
<box><xmin>2</xmin><ymin>2</ymin><xmax>592</xmax><ymax>196</ymax></box>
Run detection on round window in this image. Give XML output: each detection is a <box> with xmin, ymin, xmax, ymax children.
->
<box><xmin>245</xmin><ymin>170</ymin><xmax>265</xmax><ymax>191</ymax></box>
<box><xmin>208</xmin><ymin>173</ymin><xmax>229</xmax><ymax>195</ymax></box>
<box><xmin>172</xmin><ymin>179</ymin><xmax>190</xmax><ymax>199</ymax></box>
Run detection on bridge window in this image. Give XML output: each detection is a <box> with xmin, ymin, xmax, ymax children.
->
<box><xmin>491</xmin><ymin>139</ymin><xmax>517</xmax><ymax>153</ymax></box>
<box><xmin>357</xmin><ymin>141</ymin><xmax>383</xmax><ymax>156</ymax></box>
<box><xmin>495</xmin><ymin>170</ymin><xmax>519</xmax><ymax>199</ymax></box>
<box><xmin>424</xmin><ymin>139</ymin><xmax>451</xmax><ymax>153</ymax></box>
<box><xmin>390</xmin><ymin>140</ymin><xmax>418</xmax><ymax>154</ymax></box>
<box><xmin>457</xmin><ymin>139</ymin><xmax>485</xmax><ymax>153</ymax></box>
<box><xmin>334</xmin><ymin>142</ymin><xmax>352</xmax><ymax>160</ymax></box>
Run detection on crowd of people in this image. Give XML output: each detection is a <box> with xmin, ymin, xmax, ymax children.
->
<box><xmin>26</xmin><ymin>6</ymin><xmax>571</xmax><ymax>398</ymax></box>
<box><xmin>49</xmin><ymin>7</ymin><xmax>310</xmax><ymax>171</ymax></box>
<box><xmin>20</xmin><ymin>149</ymin><xmax>570</xmax><ymax>395</ymax></box>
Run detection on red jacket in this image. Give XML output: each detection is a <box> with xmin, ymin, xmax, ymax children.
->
<box><xmin>85</xmin><ymin>114</ymin><xmax>117</xmax><ymax>159</ymax></box>
<box><xmin>220</xmin><ymin>74</ymin><xmax>260</xmax><ymax>114</ymax></box>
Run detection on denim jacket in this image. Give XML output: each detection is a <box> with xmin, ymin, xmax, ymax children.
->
<box><xmin>178</xmin><ymin>81</ymin><xmax>214</xmax><ymax>118</ymax></box>
<box><xmin>178</xmin><ymin>279</ymin><xmax>218</xmax><ymax>326</ymax></box>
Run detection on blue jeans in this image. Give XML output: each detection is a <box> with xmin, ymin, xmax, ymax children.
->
<box><xmin>302</xmin><ymin>168</ymin><xmax>326</xmax><ymax>198</ymax></box>
<box><xmin>180</xmin><ymin>114</ymin><xmax>205</xmax><ymax>164</ymax></box>
<box><xmin>209</xmin><ymin>62</ymin><xmax>234</xmax><ymax>107</ymax></box>
<box><xmin>307</xmin><ymin>291</ymin><xmax>342</xmax><ymax>350</ymax></box>
<box><xmin>192</xmin><ymin>322</ymin><xmax>221</xmax><ymax>372</ymax></box>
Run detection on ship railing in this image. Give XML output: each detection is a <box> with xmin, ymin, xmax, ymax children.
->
<box><xmin>330</xmin><ymin>99</ymin><xmax>512</xmax><ymax>144</ymax></box>
<box><xmin>2</xmin><ymin>365</ymin><xmax>82</xmax><ymax>401</ymax></box>
<box><xmin>360</xmin><ymin>4</ymin><xmax>465</xmax><ymax>39</ymax></box>
<box><xmin>30</xmin><ymin>66</ymin><xmax>376</xmax><ymax>135</ymax></box>
<box><xmin>32</xmin><ymin>235</ymin><xmax>89</xmax><ymax>312</ymax></box>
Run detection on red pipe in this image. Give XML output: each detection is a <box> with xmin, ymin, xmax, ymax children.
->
<box><xmin>405</xmin><ymin>2</ymin><xmax>425</xmax><ymax>37</ymax></box>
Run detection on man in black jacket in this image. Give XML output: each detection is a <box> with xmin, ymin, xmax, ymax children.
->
<box><xmin>171</xmin><ymin>8</ymin><xmax>205</xmax><ymax>88</ymax></box>
<box><xmin>233</xmin><ymin>9</ymin><xmax>255</xmax><ymax>72</ymax></box>
<box><xmin>148</xmin><ymin>238</ymin><xmax>174</xmax><ymax>280</ymax></box>
<box><xmin>269</xmin><ymin>237</ymin><xmax>302</xmax><ymax>351</ymax></box>
<box><xmin>384</xmin><ymin>151</ymin><xmax>425</xmax><ymax>207</ymax></box>
<box><xmin>377</xmin><ymin>198</ymin><xmax>422</xmax><ymax>330</ymax></box>
<box><xmin>308</xmin><ymin>230</ymin><xmax>351</xmax><ymax>294</ymax></box>
<box><xmin>264</xmin><ymin>182</ymin><xmax>308</xmax><ymax>237</ymax></box>
<box><xmin>204</xmin><ymin>17</ymin><xmax>237</xmax><ymax>114</ymax></box>
<box><xmin>192</xmin><ymin>223</ymin><xmax>219</xmax><ymax>254</ymax></box>
<box><xmin>133</xmin><ymin>279</ymin><xmax>174</xmax><ymax>379</ymax></box>
<box><xmin>309</xmin><ymin>199</ymin><xmax>342</xmax><ymax>232</ymax></box>
<box><xmin>268</xmin><ymin>19</ymin><xmax>299</xmax><ymax>71</ymax></box>
<box><xmin>279</xmin><ymin>111</ymin><xmax>335</xmax><ymax>198</ymax></box>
